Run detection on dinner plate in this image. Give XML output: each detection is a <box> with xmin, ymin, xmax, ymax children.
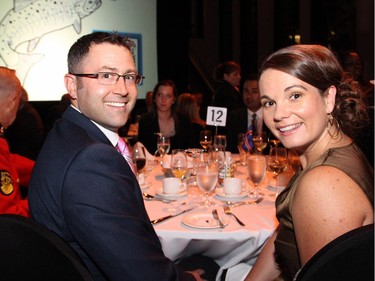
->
<box><xmin>215</xmin><ymin>188</ymin><xmax>249</xmax><ymax>200</ymax></box>
<box><xmin>182</xmin><ymin>212</ymin><xmax>230</xmax><ymax>229</ymax></box>
<box><xmin>155</xmin><ymin>188</ymin><xmax>187</xmax><ymax>200</ymax></box>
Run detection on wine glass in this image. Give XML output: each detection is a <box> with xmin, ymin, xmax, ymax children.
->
<box><xmin>132</xmin><ymin>143</ymin><xmax>146</xmax><ymax>182</ymax></box>
<box><xmin>237</xmin><ymin>133</ymin><xmax>247</xmax><ymax>166</ymax></box>
<box><xmin>288</xmin><ymin>149</ymin><xmax>302</xmax><ymax>173</ymax></box>
<box><xmin>170</xmin><ymin>149</ymin><xmax>188</xmax><ymax>179</ymax></box>
<box><xmin>196</xmin><ymin>162</ymin><xmax>219</xmax><ymax>208</ymax></box>
<box><xmin>247</xmin><ymin>155</ymin><xmax>267</xmax><ymax>198</ymax></box>
<box><xmin>213</xmin><ymin>134</ymin><xmax>227</xmax><ymax>151</ymax></box>
<box><xmin>157</xmin><ymin>135</ymin><xmax>170</xmax><ymax>164</ymax></box>
<box><xmin>199</xmin><ymin>130</ymin><xmax>212</xmax><ymax>152</ymax></box>
<box><xmin>185</xmin><ymin>148</ymin><xmax>204</xmax><ymax>176</ymax></box>
<box><xmin>252</xmin><ymin>132</ymin><xmax>267</xmax><ymax>154</ymax></box>
<box><xmin>268</xmin><ymin>134</ymin><xmax>281</xmax><ymax>148</ymax></box>
<box><xmin>268</xmin><ymin>147</ymin><xmax>288</xmax><ymax>197</ymax></box>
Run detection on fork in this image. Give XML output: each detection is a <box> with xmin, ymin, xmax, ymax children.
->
<box><xmin>223</xmin><ymin>206</ymin><xmax>245</xmax><ymax>226</ymax></box>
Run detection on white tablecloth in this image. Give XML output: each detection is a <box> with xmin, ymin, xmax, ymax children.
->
<box><xmin>142</xmin><ymin>156</ymin><xmax>291</xmax><ymax>280</ymax></box>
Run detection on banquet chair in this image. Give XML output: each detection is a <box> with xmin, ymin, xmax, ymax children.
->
<box><xmin>0</xmin><ymin>214</ymin><xmax>93</xmax><ymax>281</ymax></box>
<box><xmin>294</xmin><ymin>224</ymin><xmax>374</xmax><ymax>281</ymax></box>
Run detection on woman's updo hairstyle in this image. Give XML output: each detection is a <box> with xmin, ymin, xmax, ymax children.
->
<box><xmin>259</xmin><ymin>44</ymin><xmax>368</xmax><ymax>139</ymax></box>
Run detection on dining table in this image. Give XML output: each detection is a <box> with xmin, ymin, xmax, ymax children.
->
<box><xmin>140</xmin><ymin>154</ymin><xmax>294</xmax><ymax>280</ymax></box>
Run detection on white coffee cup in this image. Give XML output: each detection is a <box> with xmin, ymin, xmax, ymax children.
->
<box><xmin>223</xmin><ymin>178</ymin><xmax>242</xmax><ymax>195</ymax></box>
<box><xmin>162</xmin><ymin>177</ymin><xmax>182</xmax><ymax>195</ymax></box>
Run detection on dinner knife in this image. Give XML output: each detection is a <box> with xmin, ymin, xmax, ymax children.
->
<box><xmin>150</xmin><ymin>207</ymin><xmax>195</xmax><ymax>225</ymax></box>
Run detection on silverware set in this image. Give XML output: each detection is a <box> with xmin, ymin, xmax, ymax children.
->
<box><xmin>148</xmin><ymin>194</ymin><xmax>264</xmax><ymax>226</ymax></box>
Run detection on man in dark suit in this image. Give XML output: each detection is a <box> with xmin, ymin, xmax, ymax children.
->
<box><xmin>28</xmin><ymin>32</ymin><xmax>212</xmax><ymax>281</ymax></box>
<box><xmin>226</xmin><ymin>74</ymin><xmax>272</xmax><ymax>153</ymax></box>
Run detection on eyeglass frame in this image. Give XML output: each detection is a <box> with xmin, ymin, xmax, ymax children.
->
<box><xmin>69</xmin><ymin>72</ymin><xmax>145</xmax><ymax>86</ymax></box>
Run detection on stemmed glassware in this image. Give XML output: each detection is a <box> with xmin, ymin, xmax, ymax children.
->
<box><xmin>268</xmin><ymin>147</ymin><xmax>288</xmax><ymax>197</ymax></box>
<box><xmin>170</xmin><ymin>149</ymin><xmax>188</xmax><ymax>179</ymax></box>
<box><xmin>268</xmin><ymin>134</ymin><xmax>281</xmax><ymax>148</ymax></box>
<box><xmin>237</xmin><ymin>133</ymin><xmax>247</xmax><ymax>166</ymax></box>
<box><xmin>156</xmin><ymin>134</ymin><xmax>170</xmax><ymax>164</ymax></box>
<box><xmin>132</xmin><ymin>143</ymin><xmax>146</xmax><ymax>179</ymax></box>
<box><xmin>252</xmin><ymin>132</ymin><xmax>267</xmax><ymax>154</ymax></box>
<box><xmin>247</xmin><ymin>154</ymin><xmax>267</xmax><ymax>198</ymax></box>
<box><xmin>213</xmin><ymin>135</ymin><xmax>227</xmax><ymax>151</ymax></box>
<box><xmin>199</xmin><ymin>130</ymin><xmax>212</xmax><ymax>152</ymax></box>
<box><xmin>185</xmin><ymin>148</ymin><xmax>204</xmax><ymax>177</ymax></box>
<box><xmin>196</xmin><ymin>161</ymin><xmax>219</xmax><ymax>208</ymax></box>
<box><xmin>287</xmin><ymin>149</ymin><xmax>302</xmax><ymax>174</ymax></box>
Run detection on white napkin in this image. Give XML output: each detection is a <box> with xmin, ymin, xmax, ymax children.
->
<box><xmin>134</xmin><ymin>142</ymin><xmax>155</xmax><ymax>161</ymax></box>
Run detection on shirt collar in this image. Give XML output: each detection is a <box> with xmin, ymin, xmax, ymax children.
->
<box><xmin>70</xmin><ymin>105</ymin><xmax>118</xmax><ymax>146</ymax></box>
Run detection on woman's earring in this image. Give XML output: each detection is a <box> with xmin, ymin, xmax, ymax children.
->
<box><xmin>327</xmin><ymin>113</ymin><xmax>340</xmax><ymax>139</ymax></box>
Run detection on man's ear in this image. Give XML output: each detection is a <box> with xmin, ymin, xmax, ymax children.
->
<box><xmin>64</xmin><ymin>74</ymin><xmax>77</xmax><ymax>99</ymax></box>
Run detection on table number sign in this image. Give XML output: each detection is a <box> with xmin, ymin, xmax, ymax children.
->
<box><xmin>206</xmin><ymin>106</ymin><xmax>227</xmax><ymax>127</ymax></box>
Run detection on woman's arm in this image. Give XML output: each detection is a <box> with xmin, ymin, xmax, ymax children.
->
<box><xmin>293</xmin><ymin>166</ymin><xmax>374</xmax><ymax>265</ymax></box>
<box><xmin>244</xmin><ymin>229</ymin><xmax>281</xmax><ymax>281</ymax></box>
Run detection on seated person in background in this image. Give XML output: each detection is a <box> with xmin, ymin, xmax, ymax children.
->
<box><xmin>245</xmin><ymin>44</ymin><xmax>373</xmax><ymax>281</ymax></box>
<box><xmin>138</xmin><ymin>80</ymin><xmax>193</xmax><ymax>154</ymax></box>
<box><xmin>5</xmin><ymin>87</ymin><xmax>45</xmax><ymax>160</ymax></box>
<box><xmin>226</xmin><ymin>74</ymin><xmax>272</xmax><ymax>153</ymax></box>
<box><xmin>0</xmin><ymin>67</ymin><xmax>34</xmax><ymax>217</ymax></box>
<box><xmin>192</xmin><ymin>91</ymin><xmax>208</xmax><ymax>120</ymax></box>
<box><xmin>29</xmin><ymin>32</ymin><xmax>216</xmax><ymax>281</ymax></box>
<box><xmin>176</xmin><ymin>93</ymin><xmax>206</xmax><ymax>148</ymax></box>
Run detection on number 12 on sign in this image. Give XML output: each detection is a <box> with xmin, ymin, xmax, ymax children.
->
<box><xmin>206</xmin><ymin>106</ymin><xmax>227</xmax><ymax>127</ymax></box>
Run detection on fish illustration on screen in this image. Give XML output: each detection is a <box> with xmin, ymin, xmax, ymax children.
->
<box><xmin>0</xmin><ymin>0</ymin><xmax>102</xmax><ymax>83</ymax></box>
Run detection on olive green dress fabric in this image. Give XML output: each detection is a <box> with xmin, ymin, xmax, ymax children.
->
<box><xmin>274</xmin><ymin>143</ymin><xmax>374</xmax><ymax>280</ymax></box>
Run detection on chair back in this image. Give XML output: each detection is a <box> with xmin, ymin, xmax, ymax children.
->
<box><xmin>294</xmin><ymin>224</ymin><xmax>374</xmax><ymax>281</ymax></box>
<box><xmin>0</xmin><ymin>214</ymin><xmax>93</xmax><ymax>281</ymax></box>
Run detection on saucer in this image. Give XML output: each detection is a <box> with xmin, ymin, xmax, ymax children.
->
<box><xmin>215</xmin><ymin>188</ymin><xmax>248</xmax><ymax>201</ymax></box>
<box><xmin>182</xmin><ymin>212</ymin><xmax>230</xmax><ymax>229</ymax></box>
<box><xmin>155</xmin><ymin>187</ymin><xmax>187</xmax><ymax>200</ymax></box>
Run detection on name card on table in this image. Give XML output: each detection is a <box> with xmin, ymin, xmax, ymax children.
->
<box><xmin>206</xmin><ymin>106</ymin><xmax>227</xmax><ymax>127</ymax></box>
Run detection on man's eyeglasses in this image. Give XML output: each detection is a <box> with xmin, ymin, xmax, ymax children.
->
<box><xmin>70</xmin><ymin>72</ymin><xmax>145</xmax><ymax>86</ymax></box>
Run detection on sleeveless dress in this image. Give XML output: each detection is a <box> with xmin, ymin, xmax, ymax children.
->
<box><xmin>274</xmin><ymin>143</ymin><xmax>374</xmax><ymax>280</ymax></box>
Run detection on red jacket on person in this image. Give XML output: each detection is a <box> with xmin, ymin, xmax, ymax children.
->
<box><xmin>0</xmin><ymin>138</ymin><xmax>34</xmax><ymax>217</ymax></box>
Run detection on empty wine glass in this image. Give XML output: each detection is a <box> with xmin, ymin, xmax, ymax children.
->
<box><xmin>199</xmin><ymin>130</ymin><xmax>212</xmax><ymax>152</ymax></box>
<box><xmin>185</xmin><ymin>148</ymin><xmax>204</xmax><ymax>176</ymax></box>
<box><xmin>170</xmin><ymin>149</ymin><xmax>188</xmax><ymax>179</ymax></box>
<box><xmin>157</xmin><ymin>134</ymin><xmax>170</xmax><ymax>164</ymax></box>
<box><xmin>247</xmin><ymin>154</ymin><xmax>267</xmax><ymax>198</ymax></box>
<box><xmin>213</xmin><ymin>134</ymin><xmax>227</xmax><ymax>151</ymax></box>
<box><xmin>268</xmin><ymin>147</ymin><xmax>288</xmax><ymax>197</ymax></box>
<box><xmin>196</xmin><ymin>162</ymin><xmax>219</xmax><ymax>208</ymax></box>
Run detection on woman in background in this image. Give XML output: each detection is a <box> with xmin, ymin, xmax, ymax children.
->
<box><xmin>138</xmin><ymin>80</ymin><xmax>193</xmax><ymax>154</ymax></box>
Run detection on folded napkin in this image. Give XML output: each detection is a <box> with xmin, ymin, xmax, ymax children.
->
<box><xmin>134</xmin><ymin>142</ymin><xmax>155</xmax><ymax>161</ymax></box>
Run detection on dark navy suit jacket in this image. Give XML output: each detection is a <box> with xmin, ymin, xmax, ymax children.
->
<box><xmin>29</xmin><ymin>106</ymin><xmax>194</xmax><ymax>281</ymax></box>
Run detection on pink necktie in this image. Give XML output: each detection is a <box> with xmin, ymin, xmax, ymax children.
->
<box><xmin>116</xmin><ymin>137</ymin><xmax>136</xmax><ymax>174</ymax></box>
